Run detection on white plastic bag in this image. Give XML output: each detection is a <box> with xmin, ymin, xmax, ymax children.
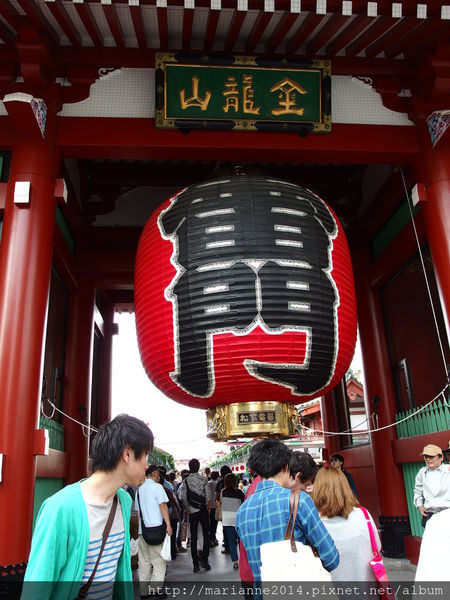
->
<box><xmin>160</xmin><ymin>534</ymin><xmax>172</xmax><ymax>561</ymax></box>
<box><xmin>130</xmin><ymin>537</ymin><xmax>139</xmax><ymax>556</ymax></box>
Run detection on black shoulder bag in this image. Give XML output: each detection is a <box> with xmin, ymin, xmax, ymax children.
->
<box><xmin>76</xmin><ymin>494</ymin><xmax>118</xmax><ymax>600</ymax></box>
<box><xmin>137</xmin><ymin>490</ymin><xmax>167</xmax><ymax>545</ymax></box>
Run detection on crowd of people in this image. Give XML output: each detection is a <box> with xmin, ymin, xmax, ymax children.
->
<box><xmin>21</xmin><ymin>414</ymin><xmax>450</xmax><ymax>599</ymax></box>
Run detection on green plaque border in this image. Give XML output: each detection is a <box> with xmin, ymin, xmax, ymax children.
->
<box><xmin>155</xmin><ymin>53</ymin><xmax>331</xmax><ymax>134</ymax></box>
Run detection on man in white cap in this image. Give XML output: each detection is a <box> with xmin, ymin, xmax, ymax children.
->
<box><xmin>413</xmin><ymin>443</ymin><xmax>450</xmax><ymax>528</ymax></box>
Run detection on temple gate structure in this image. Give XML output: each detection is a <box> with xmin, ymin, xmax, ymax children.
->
<box><xmin>0</xmin><ymin>0</ymin><xmax>449</xmax><ymax>575</ymax></box>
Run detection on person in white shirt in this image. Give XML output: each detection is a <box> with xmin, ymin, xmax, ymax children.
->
<box><xmin>311</xmin><ymin>466</ymin><xmax>381</xmax><ymax>581</ymax></box>
<box><xmin>137</xmin><ymin>465</ymin><xmax>173</xmax><ymax>599</ymax></box>
<box><xmin>413</xmin><ymin>444</ymin><xmax>450</xmax><ymax>528</ymax></box>
<box><xmin>415</xmin><ymin>508</ymin><xmax>450</xmax><ymax>580</ymax></box>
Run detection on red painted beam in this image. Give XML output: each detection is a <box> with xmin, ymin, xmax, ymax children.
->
<box><xmin>266</xmin><ymin>12</ymin><xmax>298</xmax><ymax>54</ymax></box>
<box><xmin>365</xmin><ymin>18</ymin><xmax>419</xmax><ymax>59</ymax></box>
<box><xmin>74</xmin><ymin>1</ymin><xmax>103</xmax><ymax>47</ymax></box>
<box><xmin>130</xmin><ymin>4</ymin><xmax>147</xmax><ymax>49</ymax></box>
<box><xmin>46</xmin><ymin>1</ymin><xmax>81</xmax><ymax>47</ymax></box>
<box><xmin>102</xmin><ymin>4</ymin><xmax>125</xmax><ymax>49</ymax></box>
<box><xmin>16</xmin><ymin>0</ymin><xmax>60</xmax><ymax>45</ymax></box>
<box><xmin>0</xmin><ymin>182</ymin><xmax>6</xmax><ymax>213</ymax></box>
<box><xmin>246</xmin><ymin>12</ymin><xmax>273</xmax><ymax>54</ymax></box>
<box><xmin>287</xmin><ymin>13</ymin><xmax>324</xmax><ymax>55</ymax></box>
<box><xmin>307</xmin><ymin>14</ymin><xmax>348</xmax><ymax>56</ymax></box>
<box><xmin>182</xmin><ymin>8</ymin><xmax>194</xmax><ymax>49</ymax></box>
<box><xmin>340</xmin><ymin>445</ymin><xmax>374</xmax><ymax>469</ymax></box>
<box><xmin>345</xmin><ymin>17</ymin><xmax>395</xmax><ymax>57</ymax></box>
<box><xmin>204</xmin><ymin>9</ymin><xmax>221</xmax><ymax>52</ymax></box>
<box><xmin>36</xmin><ymin>449</ymin><xmax>69</xmax><ymax>479</ymax></box>
<box><xmin>392</xmin><ymin>431</ymin><xmax>450</xmax><ymax>464</ymax></box>
<box><xmin>325</xmin><ymin>15</ymin><xmax>372</xmax><ymax>56</ymax></box>
<box><xmin>157</xmin><ymin>6</ymin><xmax>168</xmax><ymax>50</ymax></box>
<box><xmin>56</xmin><ymin>118</ymin><xmax>420</xmax><ymax>165</ymax></box>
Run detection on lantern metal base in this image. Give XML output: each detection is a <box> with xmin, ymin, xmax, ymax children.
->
<box><xmin>206</xmin><ymin>401</ymin><xmax>300</xmax><ymax>441</ymax></box>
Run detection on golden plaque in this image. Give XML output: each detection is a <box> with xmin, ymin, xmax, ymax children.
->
<box><xmin>206</xmin><ymin>401</ymin><xmax>300</xmax><ymax>441</ymax></box>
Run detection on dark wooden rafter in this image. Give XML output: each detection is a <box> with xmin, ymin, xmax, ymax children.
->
<box><xmin>385</xmin><ymin>19</ymin><xmax>446</xmax><ymax>60</ymax></box>
<box><xmin>286</xmin><ymin>13</ymin><xmax>324</xmax><ymax>55</ymax></box>
<box><xmin>129</xmin><ymin>4</ymin><xmax>147</xmax><ymax>49</ymax></box>
<box><xmin>102</xmin><ymin>3</ymin><xmax>125</xmax><ymax>48</ymax></box>
<box><xmin>345</xmin><ymin>16</ymin><xmax>395</xmax><ymax>57</ymax></box>
<box><xmin>306</xmin><ymin>14</ymin><xmax>347</xmax><ymax>56</ymax></box>
<box><xmin>325</xmin><ymin>14</ymin><xmax>372</xmax><ymax>56</ymax></box>
<box><xmin>224</xmin><ymin>9</ymin><xmax>246</xmax><ymax>53</ymax></box>
<box><xmin>266</xmin><ymin>12</ymin><xmax>298</xmax><ymax>54</ymax></box>
<box><xmin>245</xmin><ymin>11</ymin><xmax>273</xmax><ymax>53</ymax></box>
<box><xmin>16</xmin><ymin>0</ymin><xmax>60</xmax><ymax>45</ymax></box>
<box><xmin>406</xmin><ymin>21</ymin><xmax>450</xmax><ymax>59</ymax></box>
<box><xmin>182</xmin><ymin>8</ymin><xmax>194</xmax><ymax>49</ymax></box>
<box><xmin>0</xmin><ymin>19</ymin><xmax>15</xmax><ymax>43</ymax></box>
<box><xmin>45</xmin><ymin>1</ymin><xmax>82</xmax><ymax>47</ymax></box>
<box><xmin>0</xmin><ymin>0</ymin><xmax>19</xmax><ymax>31</ymax></box>
<box><xmin>365</xmin><ymin>18</ymin><xmax>419</xmax><ymax>58</ymax></box>
<box><xmin>73</xmin><ymin>1</ymin><xmax>104</xmax><ymax>47</ymax></box>
<box><xmin>204</xmin><ymin>8</ymin><xmax>221</xmax><ymax>52</ymax></box>
<box><xmin>157</xmin><ymin>6</ymin><xmax>168</xmax><ymax>50</ymax></box>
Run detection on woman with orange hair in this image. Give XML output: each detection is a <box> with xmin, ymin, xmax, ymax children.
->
<box><xmin>311</xmin><ymin>467</ymin><xmax>381</xmax><ymax>581</ymax></box>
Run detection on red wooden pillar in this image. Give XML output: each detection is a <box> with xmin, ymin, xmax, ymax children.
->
<box><xmin>353</xmin><ymin>248</ymin><xmax>410</xmax><ymax>557</ymax></box>
<box><xmin>0</xmin><ymin>100</ymin><xmax>59</xmax><ymax>565</ymax></box>
<box><xmin>416</xmin><ymin>125</ymin><xmax>450</xmax><ymax>341</ymax></box>
<box><xmin>63</xmin><ymin>278</ymin><xmax>96</xmax><ymax>483</ymax></box>
<box><xmin>320</xmin><ymin>392</ymin><xmax>340</xmax><ymax>461</ymax></box>
<box><xmin>96</xmin><ymin>303</ymin><xmax>115</xmax><ymax>426</ymax></box>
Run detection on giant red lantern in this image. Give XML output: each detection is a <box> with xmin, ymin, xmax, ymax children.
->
<box><xmin>135</xmin><ymin>175</ymin><xmax>356</xmax><ymax>439</ymax></box>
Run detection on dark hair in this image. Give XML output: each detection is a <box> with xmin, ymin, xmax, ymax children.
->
<box><xmin>289</xmin><ymin>451</ymin><xmax>318</xmax><ymax>483</ymax></box>
<box><xmin>211</xmin><ymin>470</ymin><xmax>220</xmax><ymax>481</ymax></box>
<box><xmin>224</xmin><ymin>473</ymin><xmax>237</xmax><ymax>490</ymax></box>
<box><xmin>159</xmin><ymin>465</ymin><xmax>167</xmax><ymax>475</ymax></box>
<box><xmin>91</xmin><ymin>414</ymin><xmax>153</xmax><ymax>473</ymax></box>
<box><xmin>247</xmin><ymin>440</ymin><xmax>291</xmax><ymax>479</ymax></box>
<box><xmin>220</xmin><ymin>465</ymin><xmax>232</xmax><ymax>477</ymax></box>
<box><xmin>189</xmin><ymin>458</ymin><xmax>200</xmax><ymax>473</ymax></box>
<box><xmin>181</xmin><ymin>469</ymin><xmax>190</xmax><ymax>479</ymax></box>
<box><xmin>146</xmin><ymin>464</ymin><xmax>160</xmax><ymax>477</ymax></box>
<box><xmin>330</xmin><ymin>453</ymin><xmax>344</xmax><ymax>466</ymax></box>
<box><xmin>168</xmin><ymin>472</ymin><xmax>176</xmax><ymax>482</ymax></box>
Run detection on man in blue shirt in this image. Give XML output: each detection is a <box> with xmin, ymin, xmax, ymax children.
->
<box><xmin>235</xmin><ymin>440</ymin><xmax>339</xmax><ymax>582</ymax></box>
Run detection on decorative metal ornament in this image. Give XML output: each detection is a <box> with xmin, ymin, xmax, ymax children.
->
<box><xmin>135</xmin><ymin>175</ymin><xmax>357</xmax><ymax>439</ymax></box>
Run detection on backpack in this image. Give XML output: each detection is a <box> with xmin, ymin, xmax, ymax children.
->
<box><xmin>185</xmin><ymin>478</ymin><xmax>206</xmax><ymax>510</ymax></box>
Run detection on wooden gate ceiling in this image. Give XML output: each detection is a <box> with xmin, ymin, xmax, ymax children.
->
<box><xmin>0</xmin><ymin>1</ymin><xmax>448</xmax><ymax>62</ymax></box>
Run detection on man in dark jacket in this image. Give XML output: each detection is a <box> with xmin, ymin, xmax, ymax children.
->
<box><xmin>330</xmin><ymin>453</ymin><xmax>358</xmax><ymax>498</ymax></box>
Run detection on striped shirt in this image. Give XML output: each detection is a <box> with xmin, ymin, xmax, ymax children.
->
<box><xmin>81</xmin><ymin>499</ymin><xmax>125</xmax><ymax>600</ymax></box>
<box><xmin>235</xmin><ymin>480</ymin><xmax>339</xmax><ymax>581</ymax></box>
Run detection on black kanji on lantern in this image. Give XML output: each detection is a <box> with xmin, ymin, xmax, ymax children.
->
<box><xmin>158</xmin><ymin>176</ymin><xmax>338</xmax><ymax>397</ymax></box>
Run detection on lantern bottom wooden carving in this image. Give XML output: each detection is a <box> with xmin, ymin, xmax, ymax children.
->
<box><xmin>206</xmin><ymin>401</ymin><xmax>300</xmax><ymax>441</ymax></box>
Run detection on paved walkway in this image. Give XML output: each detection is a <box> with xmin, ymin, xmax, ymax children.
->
<box><xmin>134</xmin><ymin>524</ymin><xmax>417</xmax><ymax>598</ymax></box>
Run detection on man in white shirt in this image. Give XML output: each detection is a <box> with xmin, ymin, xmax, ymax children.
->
<box><xmin>138</xmin><ymin>465</ymin><xmax>173</xmax><ymax>599</ymax></box>
<box><xmin>414</xmin><ymin>444</ymin><xmax>450</xmax><ymax>528</ymax></box>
